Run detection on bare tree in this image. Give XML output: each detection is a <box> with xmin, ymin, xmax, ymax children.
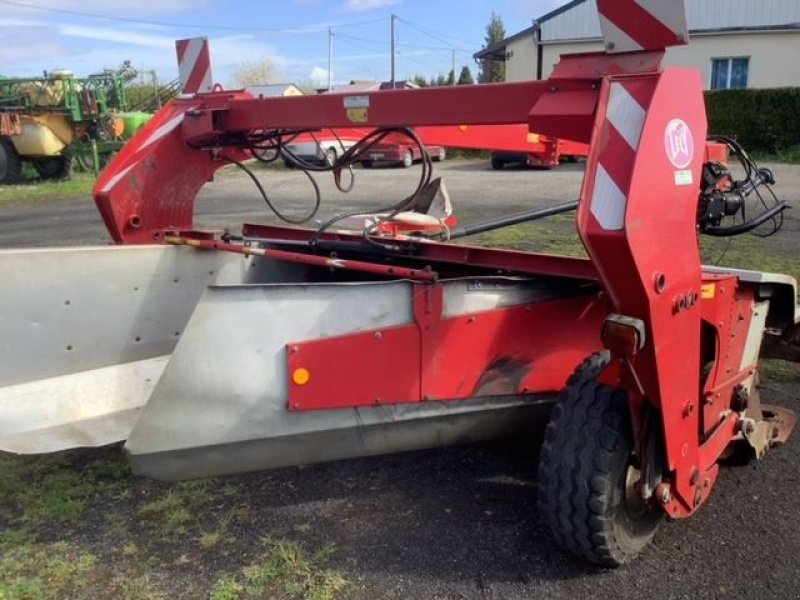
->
<box><xmin>231</xmin><ymin>58</ymin><xmax>285</xmax><ymax>87</ymax></box>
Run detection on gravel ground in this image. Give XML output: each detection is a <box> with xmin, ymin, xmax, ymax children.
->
<box><xmin>1</xmin><ymin>160</ymin><xmax>799</xmax><ymax>599</ymax></box>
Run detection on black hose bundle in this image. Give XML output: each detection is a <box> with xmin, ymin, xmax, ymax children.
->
<box><xmin>702</xmin><ymin>135</ymin><xmax>788</xmax><ymax>238</ymax></box>
<box><xmin>195</xmin><ymin>126</ymin><xmax>434</xmax><ymax>241</ymax></box>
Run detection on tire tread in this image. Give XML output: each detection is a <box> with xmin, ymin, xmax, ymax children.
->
<box><xmin>538</xmin><ymin>351</ymin><xmax>658</xmax><ymax>567</ymax></box>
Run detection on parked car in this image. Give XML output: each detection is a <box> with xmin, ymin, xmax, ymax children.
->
<box><xmin>360</xmin><ymin>134</ymin><xmax>446</xmax><ymax>168</ymax></box>
<box><xmin>283</xmin><ymin>138</ymin><xmax>357</xmax><ymax>167</ymax></box>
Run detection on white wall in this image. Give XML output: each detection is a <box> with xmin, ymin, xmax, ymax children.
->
<box><xmin>506</xmin><ymin>31</ymin><xmax>800</xmax><ymax>89</ymax></box>
<box><xmin>664</xmin><ymin>32</ymin><xmax>800</xmax><ymax>89</ymax></box>
<box><xmin>505</xmin><ymin>35</ymin><xmax>538</xmax><ymax>82</ymax></box>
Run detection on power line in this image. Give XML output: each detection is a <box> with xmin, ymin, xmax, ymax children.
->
<box><xmin>335</xmin><ymin>33</ymin><xmax>389</xmax><ymax>48</ymax></box>
<box><xmin>396</xmin><ymin>16</ymin><xmax>481</xmax><ymax>49</ymax></box>
<box><xmin>0</xmin><ymin>0</ymin><xmax>389</xmax><ymax>33</ymax></box>
<box><xmin>395</xmin><ymin>51</ymin><xmax>450</xmax><ymax>76</ymax></box>
<box><xmin>336</xmin><ymin>36</ymin><xmax>387</xmax><ymax>55</ymax></box>
<box><xmin>337</xmin><ymin>33</ymin><xmax>453</xmax><ymax>55</ymax></box>
<box><xmin>337</xmin><ymin>37</ymin><xmax>445</xmax><ymax>74</ymax></box>
<box><xmin>397</xmin><ymin>42</ymin><xmax>458</xmax><ymax>55</ymax></box>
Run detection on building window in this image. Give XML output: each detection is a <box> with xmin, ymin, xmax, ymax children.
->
<box><xmin>711</xmin><ymin>57</ymin><xmax>749</xmax><ymax>90</ymax></box>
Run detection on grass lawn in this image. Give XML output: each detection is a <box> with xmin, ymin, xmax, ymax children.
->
<box><xmin>0</xmin><ymin>172</ymin><xmax>95</xmax><ymax>206</ymax></box>
<box><xmin>0</xmin><ymin>449</ymin><xmax>351</xmax><ymax>600</ymax></box>
<box><xmin>752</xmin><ymin>146</ymin><xmax>800</xmax><ymax>165</ymax></box>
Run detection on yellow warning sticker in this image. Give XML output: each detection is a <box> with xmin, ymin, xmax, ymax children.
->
<box><xmin>346</xmin><ymin>108</ymin><xmax>368</xmax><ymax>123</ymax></box>
<box><xmin>701</xmin><ymin>283</ymin><xmax>716</xmax><ymax>300</ymax></box>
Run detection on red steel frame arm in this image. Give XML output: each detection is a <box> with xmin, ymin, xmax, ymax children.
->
<box><xmin>96</xmin><ymin>49</ymin><xmax>671</xmax><ymax>245</ymax></box>
<box><xmin>180</xmin><ymin>78</ymin><xmax>600</xmax><ymax>146</ymax></box>
<box><xmin>578</xmin><ymin>68</ymin><xmax>718</xmax><ymax>517</ymax></box>
<box><xmin>96</xmin><ymin>76</ymin><xmax>601</xmax><ymax>244</ymax></box>
<box><xmin>215</xmin><ymin>80</ymin><xmax>585</xmax><ymax>130</ymax></box>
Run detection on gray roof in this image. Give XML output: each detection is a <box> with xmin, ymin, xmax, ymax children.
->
<box><xmin>476</xmin><ymin>0</ymin><xmax>800</xmax><ymax>57</ymax></box>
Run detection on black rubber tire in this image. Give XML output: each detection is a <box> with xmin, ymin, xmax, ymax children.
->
<box><xmin>74</xmin><ymin>146</ymin><xmax>113</xmax><ymax>173</ymax></box>
<box><xmin>538</xmin><ymin>351</ymin><xmax>663</xmax><ymax>567</ymax></box>
<box><xmin>401</xmin><ymin>150</ymin><xmax>414</xmax><ymax>168</ymax></box>
<box><xmin>0</xmin><ymin>137</ymin><xmax>23</xmax><ymax>184</ymax></box>
<box><xmin>361</xmin><ymin>160</ymin><xmax>374</xmax><ymax>169</ymax></box>
<box><xmin>490</xmin><ymin>154</ymin><xmax>504</xmax><ymax>170</ymax></box>
<box><xmin>32</xmin><ymin>155</ymin><xmax>72</xmax><ymax>180</ymax></box>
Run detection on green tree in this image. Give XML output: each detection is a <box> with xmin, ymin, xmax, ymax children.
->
<box><xmin>446</xmin><ymin>69</ymin><xmax>455</xmax><ymax>85</ymax></box>
<box><xmin>411</xmin><ymin>75</ymin><xmax>429</xmax><ymax>87</ymax></box>
<box><xmin>457</xmin><ymin>65</ymin><xmax>475</xmax><ymax>85</ymax></box>
<box><xmin>478</xmin><ymin>12</ymin><xmax>506</xmax><ymax>83</ymax></box>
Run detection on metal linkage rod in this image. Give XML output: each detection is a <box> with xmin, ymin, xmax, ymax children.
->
<box><xmin>445</xmin><ymin>200</ymin><xmax>579</xmax><ymax>240</ymax></box>
<box><xmin>165</xmin><ymin>236</ymin><xmax>438</xmax><ymax>282</ymax></box>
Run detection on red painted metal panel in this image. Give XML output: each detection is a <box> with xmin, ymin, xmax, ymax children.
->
<box><xmin>417</xmin><ymin>124</ymin><xmax>540</xmax><ymax>154</ymax></box>
<box><xmin>419</xmin><ymin>295</ymin><xmax>610</xmax><ymax>400</ymax></box>
<box><xmin>549</xmin><ymin>51</ymin><xmax>665</xmax><ymax>80</ymax></box>
<box><xmin>286</xmin><ymin>288</ymin><xmax>608</xmax><ymax>411</ymax></box>
<box><xmin>287</xmin><ymin>325</ymin><xmax>421</xmax><ymax>410</ymax></box>
<box><xmin>578</xmin><ymin>69</ymin><xmax>711</xmax><ymax>516</ymax></box>
<box><xmin>416</xmin><ymin>125</ymin><xmax>590</xmax><ymax>162</ymax></box>
<box><xmin>94</xmin><ymin>99</ymin><xmax>230</xmax><ymax>244</ymax></box>
<box><xmin>529</xmin><ymin>89</ymin><xmax>599</xmax><ymax>145</ymax></box>
<box><xmin>699</xmin><ymin>276</ymin><xmax>755</xmax><ymax>438</ymax></box>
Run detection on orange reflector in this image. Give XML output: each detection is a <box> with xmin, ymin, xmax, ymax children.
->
<box><xmin>459</xmin><ymin>124</ymin><xmax>468</xmax><ymax>131</ymax></box>
<box><xmin>601</xmin><ymin>314</ymin><xmax>646</xmax><ymax>356</ymax></box>
<box><xmin>526</xmin><ymin>133</ymin><xmax>541</xmax><ymax>144</ymax></box>
<box><xmin>292</xmin><ymin>368</ymin><xmax>311</xmax><ymax>386</ymax></box>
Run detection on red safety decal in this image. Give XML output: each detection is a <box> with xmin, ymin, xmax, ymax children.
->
<box><xmin>597</xmin><ymin>0</ymin><xmax>688</xmax><ymax>53</ymax></box>
<box><xmin>175</xmin><ymin>37</ymin><xmax>213</xmax><ymax>94</ymax></box>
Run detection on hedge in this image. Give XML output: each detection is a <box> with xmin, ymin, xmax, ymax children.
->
<box><xmin>705</xmin><ymin>87</ymin><xmax>800</xmax><ymax>153</ymax></box>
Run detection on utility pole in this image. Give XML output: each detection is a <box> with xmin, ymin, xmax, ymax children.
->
<box><xmin>327</xmin><ymin>27</ymin><xmax>334</xmax><ymax>91</ymax></box>
<box><xmin>390</xmin><ymin>14</ymin><xmax>396</xmax><ymax>88</ymax></box>
<box><xmin>451</xmin><ymin>49</ymin><xmax>456</xmax><ymax>85</ymax></box>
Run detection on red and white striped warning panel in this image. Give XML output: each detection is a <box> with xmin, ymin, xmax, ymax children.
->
<box><xmin>176</xmin><ymin>37</ymin><xmax>214</xmax><ymax>94</ymax></box>
<box><xmin>596</xmin><ymin>0</ymin><xmax>689</xmax><ymax>53</ymax></box>
<box><xmin>589</xmin><ymin>80</ymin><xmax>653</xmax><ymax>230</ymax></box>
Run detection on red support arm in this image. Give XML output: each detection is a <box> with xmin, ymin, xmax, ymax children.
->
<box><xmin>95</xmin><ymin>60</ymin><xmax>619</xmax><ymax>244</ymax></box>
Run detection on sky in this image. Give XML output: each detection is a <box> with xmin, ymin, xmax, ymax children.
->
<box><xmin>0</xmin><ymin>0</ymin><xmax>564</xmax><ymax>88</ymax></box>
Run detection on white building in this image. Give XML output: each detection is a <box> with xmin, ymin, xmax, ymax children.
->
<box><xmin>475</xmin><ymin>0</ymin><xmax>800</xmax><ymax>89</ymax></box>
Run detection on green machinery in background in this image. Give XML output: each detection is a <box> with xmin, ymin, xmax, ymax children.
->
<box><xmin>0</xmin><ymin>62</ymin><xmax>157</xmax><ymax>184</ymax></box>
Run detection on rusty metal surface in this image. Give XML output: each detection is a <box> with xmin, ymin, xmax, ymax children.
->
<box><xmin>762</xmin><ymin>404</ymin><xmax>798</xmax><ymax>446</ymax></box>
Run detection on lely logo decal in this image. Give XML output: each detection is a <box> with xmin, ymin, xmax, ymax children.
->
<box><xmin>664</xmin><ymin>119</ymin><xmax>694</xmax><ymax>169</ymax></box>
